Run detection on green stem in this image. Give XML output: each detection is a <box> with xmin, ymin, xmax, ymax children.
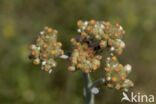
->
<box><xmin>83</xmin><ymin>73</ymin><xmax>94</xmax><ymax>104</ymax></box>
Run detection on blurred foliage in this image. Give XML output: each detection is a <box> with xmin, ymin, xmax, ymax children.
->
<box><xmin>0</xmin><ymin>0</ymin><xmax>156</xmax><ymax>104</ymax></box>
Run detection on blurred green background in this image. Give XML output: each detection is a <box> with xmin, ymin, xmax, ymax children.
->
<box><xmin>0</xmin><ymin>0</ymin><xmax>156</xmax><ymax>104</ymax></box>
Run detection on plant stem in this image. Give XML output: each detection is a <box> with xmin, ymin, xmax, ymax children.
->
<box><xmin>83</xmin><ymin>73</ymin><xmax>94</xmax><ymax>104</ymax></box>
<box><xmin>90</xmin><ymin>78</ymin><xmax>105</xmax><ymax>89</ymax></box>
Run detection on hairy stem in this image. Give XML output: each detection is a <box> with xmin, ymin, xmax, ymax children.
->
<box><xmin>83</xmin><ymin>73</ymin><xmax>94</xmax><ymax>104</ymax></box>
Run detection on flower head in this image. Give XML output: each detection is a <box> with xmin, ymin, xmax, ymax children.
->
<box><xmin>29</xmin><ymin>27</ymin><xmax>64</xmax><ymax>73</ymax></box>
<box><xmin>68</xmin><ymin>20</ymin><xmax>133</xmax><ymax>90</ymax></box>
<box><xmin>104</xmin><ymin>55</ymin><xmax>134</xmax><ymax>91</ymax></box>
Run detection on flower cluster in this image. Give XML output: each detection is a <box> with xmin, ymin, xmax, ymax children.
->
<box><xmin>68</xmin><ymin>20</ymin><xmax>133</xmax><ymax>90</ymax></box>
<box><xmin>28</xmin><ymin>20</ymin><xmax>133</xmax><ymax>91</ymax></box>
<box><xmin>77</xmin><ymin>20</ymin><xmax>126</xmax><ymax>55</ymax></box>
<box><xmin>68</xmin><ymin>20</ymin><xmax>126</xmax><ymax>72</ymax></box>
<box><xmin>68</xmin><ymin>41</ymin><xmax>102</xmax><ymax>73</ymax></box>
<box><xmin>29</xmin><ymin>27</ymin><xmax>64</xmax><ymax>73</ymax></box>
<box><xmin>104</xmin><ymin>55</ymin><xmax>134</xmax><ymax>91</ymax></box>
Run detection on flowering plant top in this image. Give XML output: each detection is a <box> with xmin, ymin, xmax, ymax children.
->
<box><xmin>29</xmin><ymin>20</ymin><xmax>134</xmax><ymax>91</ymax></box>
